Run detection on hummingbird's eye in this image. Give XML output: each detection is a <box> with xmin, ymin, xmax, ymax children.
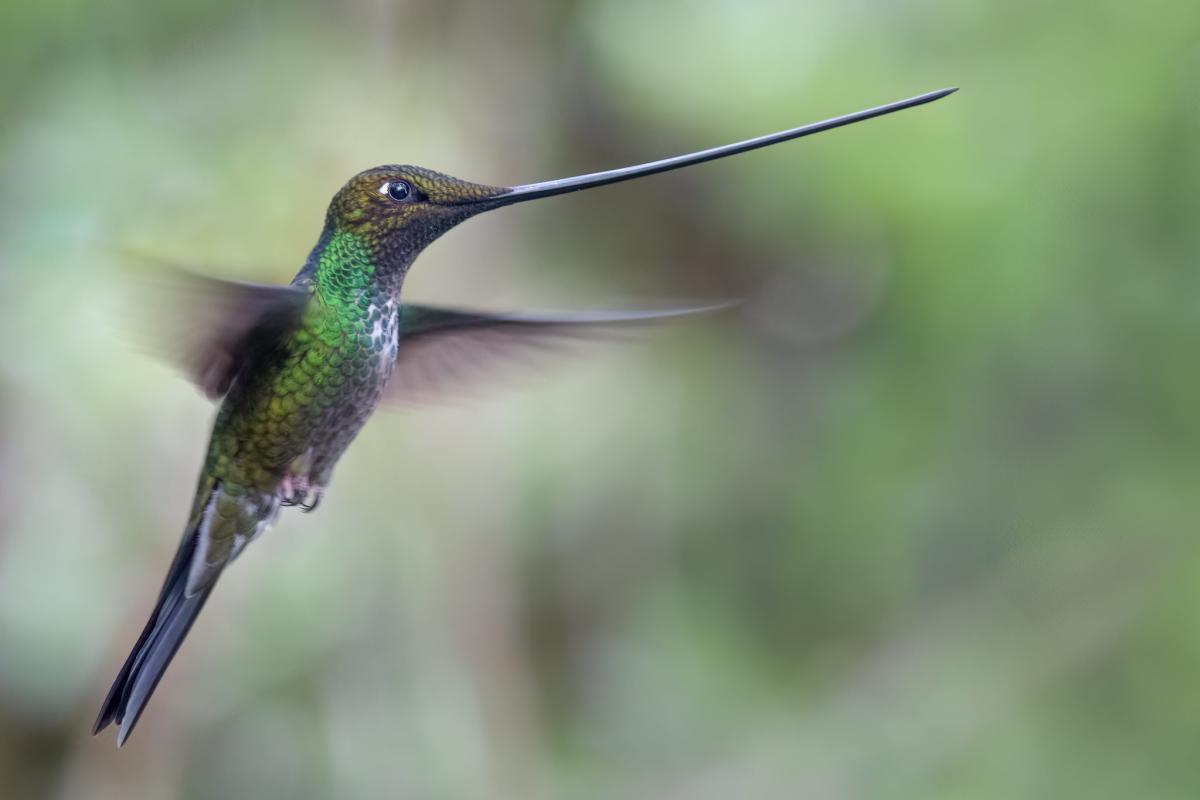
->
<box><xmin>381</xmin><ymin>180</ymin><xmax>413</xmax><ymax>202</ymax></box>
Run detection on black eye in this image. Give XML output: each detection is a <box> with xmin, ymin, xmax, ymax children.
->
<box><xmin>383</xmin><ymin>180</ymin><xmax>413</xmax><ymax>202</ymax></box>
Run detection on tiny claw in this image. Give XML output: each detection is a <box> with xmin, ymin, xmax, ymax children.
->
<box><xmin>300</xmin><ymin>494</ymin><xmax>322</xmax><ymax>513</ymax></box>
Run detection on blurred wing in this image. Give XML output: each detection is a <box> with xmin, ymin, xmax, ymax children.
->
<box><xmin>385</xmin><ymin>302</ymin><xmax>731</xmax><ymax>405</ymax></box>
<box><xmin>131</xmin><ymin>270</ymin><xmax>310</xmax><ymax>399</ymax></box>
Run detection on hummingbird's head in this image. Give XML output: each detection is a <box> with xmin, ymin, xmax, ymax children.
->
<box><xmin>313</xmin><ymin>88</ymin><xmax>957</xmax><ymax>291</ymax></box>
<box><xmin>322</xmin><ymin>165</ymin><xmax>508</xmax><ymax>279</ymax></box>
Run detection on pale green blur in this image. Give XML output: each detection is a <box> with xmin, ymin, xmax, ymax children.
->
<box><xmin>1</xmin><ymin>1</ymin><xmax>1197</xmax><ymax>798</ymax></box>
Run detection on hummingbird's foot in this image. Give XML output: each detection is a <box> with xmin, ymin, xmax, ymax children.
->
<box><xmin>277</xmin><ymin>472</ymin><xmax>324</xmax><ymax>512</ymax></box>
<box><xmin>278</xmin><ymin>474</ymin><xmax>311</xmax><ymax>507</ymax></box>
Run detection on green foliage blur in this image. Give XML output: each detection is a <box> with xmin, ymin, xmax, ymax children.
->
<box><xmin>1</xmin><ymin>0</ymin><xmax>1197</xmax><ymax>797</ymax></box>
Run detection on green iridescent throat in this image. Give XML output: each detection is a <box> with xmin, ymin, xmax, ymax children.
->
<box><xmin>315</xmin><ymin>230</ymin><xmax>379</xmax><ymax>300</ymax></box>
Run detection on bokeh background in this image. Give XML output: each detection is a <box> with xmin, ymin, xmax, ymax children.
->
<box><xmin>2</xmin><ymin>1</ymin><xmax>1198</xmax><ymax>798</ymax></box>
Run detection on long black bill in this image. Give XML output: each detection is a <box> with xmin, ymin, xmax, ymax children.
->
<box><xmin>490</xmin><ymin>88</ymin><xmax>956</xmax><ymax>205</ymax></box>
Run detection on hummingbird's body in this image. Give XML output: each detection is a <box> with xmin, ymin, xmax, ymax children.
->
<box><xmin>210</xmin><ymin>234</ymin><xmax>399</xmax><ymax>499</ymax></box>
<box><xmin>94</xmin><ymin>89</ymin><xmax>955</xmax><ymax>745</ymax></box>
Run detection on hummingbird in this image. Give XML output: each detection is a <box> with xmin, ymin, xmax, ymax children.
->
<box><xmin>93</xmin><ymin>87</ymin><xmax>955</xmax><ymax>745</ymax></box>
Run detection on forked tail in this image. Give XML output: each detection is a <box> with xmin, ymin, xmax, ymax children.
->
<box><xmin>93</xmin><ymin>478</ymin><xmax>269</xmax><ymax>745</ymax></box>
<box><xmin>92</xmin><ymin>526</ymin><xmax>214</xmax><ymax>745</ymax></box>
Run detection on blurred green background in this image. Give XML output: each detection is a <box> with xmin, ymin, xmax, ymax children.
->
<box><xmin>2</xmin><ymin>0</ymin><xmax>1198</xmax><ymax>798</ymax></box>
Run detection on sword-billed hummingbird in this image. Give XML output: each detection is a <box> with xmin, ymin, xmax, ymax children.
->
<box><xmin>93</xmin><ymin>88</ymin><xmax>955</xmax><ymax>745</ymax></box>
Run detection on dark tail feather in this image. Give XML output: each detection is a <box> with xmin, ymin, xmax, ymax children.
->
<box><xmin>93</xmin><ymin>528</ymin><xmax>217</xmax><ymax>746</ymax></box>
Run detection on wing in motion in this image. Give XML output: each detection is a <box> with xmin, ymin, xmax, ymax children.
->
<box><xmin>386</xmin><ymin>302</ymin><xmax>733</xmax><ymax>404</ymax></box>
<box><xmin>129</xmin><ymin>269</ymin><xmax>310</xmax><ymax>399</ymax></box>
<box><xmin>129</xmin><ymin>267</ymin><xmax>731</xmax><ymax>403</ymax></box>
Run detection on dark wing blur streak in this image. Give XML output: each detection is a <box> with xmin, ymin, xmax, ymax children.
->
<box><xmin>128</xmin><ymin>269</ymin><xmax>728</xmax><ymax>404</ymax></box>
<box><xmin>385</xmin><ymin>303</ymin><xmax>732</xmax><ymax>405</ymax></box>
<box><xmin>130</xmin><ymin>270</ymin><xmax>309</xmax><ymax>399</ymax></box>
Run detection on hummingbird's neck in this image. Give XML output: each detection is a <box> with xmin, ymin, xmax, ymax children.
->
<box><xmin>305</xmin><ymin>227</ymin><xmax>408</xmax><ymax>303</ymax></box>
